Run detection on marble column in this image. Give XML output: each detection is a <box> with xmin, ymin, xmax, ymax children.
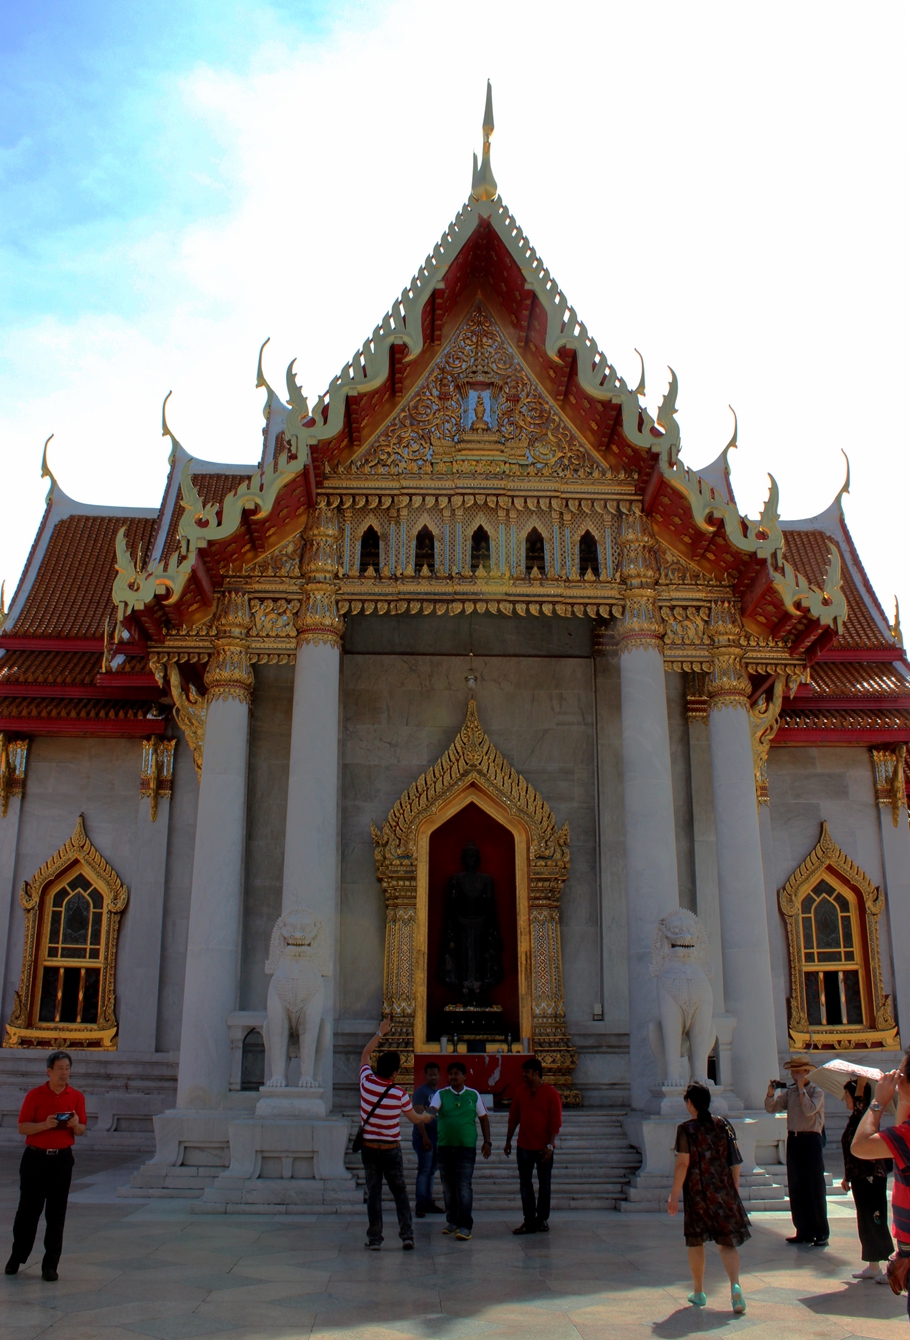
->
<box><xmin>707</xmin><ymin>601</ymin><xmax>779</xmax><ymax>1108</ymax></box>
<box><xmin>0</xmin><ymin>738</ymin><xmax>28</xmax><ymax>1013</ymax></box>
<box><xmin>175</xmin><ymin>593</ymin><xmax>253</xmax><ymax>1109</ymax></box>
<box><xmin>617</xmin><ymin>510</ymin><xmax>681</xmax><ymax>1109</ymax></box>
<box><xmin>281</xmin><ymin>506</ymin><xmax>344</xmax><ymax>1099</ymax></box>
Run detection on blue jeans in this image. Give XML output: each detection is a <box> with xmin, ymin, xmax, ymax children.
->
<box><xmin>437</xmin><ymin>1146</ymin><xmax>476</xmax><ymax>1232</ymax></box>
<box><xmin>361</xmin><ymin>1145</ymin><xmax>412</xmax><ymax>1245</ymax></box>
<box><xmin>414</xmin><ymin>1141</ymin><xmax>437</xmax><ymax>1210</ymax></box>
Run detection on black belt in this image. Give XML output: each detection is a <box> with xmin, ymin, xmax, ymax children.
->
<box><xmin>788</xmin><ymin>1130</ymin><xmax>822</xmax><ymax>1136</ymax></box>
<box><xmin>25</xmin><ymin>1146</ymin><xmax>70</xmax><ymax>1155</ymax></box>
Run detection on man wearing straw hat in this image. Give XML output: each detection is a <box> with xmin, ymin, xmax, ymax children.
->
<box><xmin>765</xmin><ymin>1057</ymin><xmax>829</xmax><ymax>1245</ymax></box>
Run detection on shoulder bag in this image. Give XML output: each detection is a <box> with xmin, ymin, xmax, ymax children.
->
<box><xmin>351</xmin><ymin>1084</ymin><xmax>394</xmax><ymax>1154</ymax></box>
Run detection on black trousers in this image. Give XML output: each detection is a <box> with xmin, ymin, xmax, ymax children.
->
<box><xmin>437</xmin><ymin>1146</ymin><xmax>476</xmax><ymax>1232</ymax></box>
<box><xmin>517</xmin><ymin>1147</ymin><xmax>553</xmax><ymax>1227</ymax></box>
<box><xmin>11</xmin><ymin>1147</ymin><xmax>74</xmax><ymax>1270</ymax></box>
<box><xmin>851</xmin><ymin>1174</ymin><xmax>893</xmax><ymax>1262</ymax></box>
<box><xmin>361</xmin><ymin>1145</ymin><xmax>412</xmax><ymax>1245</ymax></box>
<box><xmin>786</xmin><ymin>1132</ymin><xmax>829</xmax><ymax>1242</ymax></box>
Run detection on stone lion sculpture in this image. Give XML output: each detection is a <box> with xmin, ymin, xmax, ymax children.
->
<box><xmin>263</xmin><ymin>909</ymin><xmax>331</xmax><ymax>1090</ymax></box>
<box><xmin>649</xmin><ymin>908</ymin><xmax>715</xmax><ymax>1088</ymax></box>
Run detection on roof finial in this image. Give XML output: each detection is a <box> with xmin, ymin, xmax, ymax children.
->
<box><xmin>892</xmin><ymin>596</ymin><xmax>902</xmax><ymax>647</ymax></box>
<box><xmin>40</xmin><ymin>434</ymin><xmax>57</xmax><ymax>505</ymax></box>
<box><xmin>162</xmin><ymin>391</ymin><xmax>181</xmax><ymax>469</ymax></box>
<box><xmin>835</xmin><ymin>449</ymin><xmax>850</xmax><ymax>512</ymax></box>
<box><xmin>722</xmin><ymin>406</ymin><xmax>738</xmax><ymax>471</ymax></box>
<box><xmin>471</xmin><ymin>80</ymin><xmax>498</xmax><ymax>202</ymax></box>
<box><xmin>0</xmin><ymin>580</ymin><xmax>6</xmax><ymax>633</ymax></box>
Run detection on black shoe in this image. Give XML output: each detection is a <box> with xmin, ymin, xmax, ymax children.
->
<box><xmin>365</xmin><ymin>1241</ymin><xmax>381</xmax><ymax>1251</ymax></box>
<box><xmin>415</xmin><ymin>1208</ymin><xmax>426</xmax><ymax>1218</ymax></box>
<box><xmin>812</xmin><ymin>1238</ymin><xmax>829</xmax><ymax>1247</ymax></box>
<box><xmin>41</xmin><ymin>1268</ymin><xmax>58</xmax><ymax>1281</ymax></box>
<box><xmin>402</xmin><ymin>1239</ymin><xmax>415</xmax><ymax>1251</ymax></box>
<box><xmin>536</xmin><ymin>1221</ymin><xmax>549</xmax><ymax>1233</ymax></box>
<box><xmin>425</xmin><ymin>1203</ymin><xmax>445</xmax><ymax>1214</ymax></box>
<box><xmin>513</xmin><ymin>1223</ymin><xmax>537</xmax><ymax>1235</ymax></box>
<box><xmin>4</xmin><ymin>1256</ymin><xmax>18</xmax><ymax>1276</ymax></box>
<box><xmin>786</xmin><ymin>1236</ymin><xmax>809</xmax><ymax>1244</ymax></box>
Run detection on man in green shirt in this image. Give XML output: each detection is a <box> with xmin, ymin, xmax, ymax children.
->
<box><xmin>430</xmin><ymin>1061</ymin><xmax>492</xmax><ymax>1241</ymax></box>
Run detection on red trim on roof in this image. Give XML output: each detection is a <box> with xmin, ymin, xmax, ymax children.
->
<box><xmin>0</xmin><ymin>718</ymin><xmax>165</xmax><ymax>737</ymax></box>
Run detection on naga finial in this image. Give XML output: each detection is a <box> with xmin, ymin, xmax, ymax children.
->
<box><xmin>892</xmin><ymin>596</ymin><xmax>902</xmax><ymax>647</ymax></box>
<box><xmin>471</xmin><ymin>80</ymin><xmax>498</xmax><ymax>202</ymax></box>
<box><xmin>722</xmin><ymin>406</ymin><xmax>738</xmax><ymax>469</ymax></box>
<box><xmin>40</xmin><ymin>435</ymin><xmax>57</xmax><ymax>505</ymax></box>
<box><xmin>161</xmin><ymin>391</ymin><xmax>181</xmax><ymax>469</ymax></box>
<box><xmin>835</xmin><ymin>449</ymin><xmax>850</xmax><ymax>512</ymax></box>
<box><xmin>632</xmin><ymin>349</ymin><xmax>646</xmax><ymax>399</ymax></box>
<box><xmin>256</xmin><ymin>338</ymin><xmax>277</xmax><ymax>421</ymax></box>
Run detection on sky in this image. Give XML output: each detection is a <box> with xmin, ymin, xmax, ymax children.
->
<box><xmin>1</xmin><ymin>0</ymin><xmax>908</xmax><ymax>623</ymax></box>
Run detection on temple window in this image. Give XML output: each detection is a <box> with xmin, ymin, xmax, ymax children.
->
<box><xmin>579</xmin><ymin>530</ymin><xmax>600</xmax><ymax>578</ymax></box>
<box><xmin>525</xmin><ymin>527</ymin><xmax>546</xmax><ymax>577</ymax></box>
<box><xmin>415</xmin><ymin>525</ymin><xmax>436</xmax><ymax>575</ymax></box>
<box><xmin>471</xmin><ymin>526</ymin><xmax>491</xmax><ymax>574</ymax></box>
<box><xmin>359</xmin><ymin>525</ymin><xmax>380</xmax><ymax>575</ymax></box>
<box><xmin>241</xmin><ymin>1030</ymin><xmax>265</xmax><ymax>1090</ymax></box>
<box><xmin>5</xmin><ymin>816</ymin><xmax>128</xmax><ymax>1050</ymax></box>
<box><xmin>778</xmin><ymin>822</ymin><xmax>898</xmax><ymax>1049</ymax></box>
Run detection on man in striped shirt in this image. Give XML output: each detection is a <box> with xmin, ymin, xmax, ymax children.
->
<box><xmin>852</xmin><ymin>1049</ymin><xmax>910</xmax><ymax>1317</ymax></box>
<box><xmin>359</xmin><ymin>1019</ymin><xmax>433</xmax><ymax>1250</ymax></box>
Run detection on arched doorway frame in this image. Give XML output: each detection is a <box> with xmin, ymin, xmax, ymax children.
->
<box><xmin>371</xmin><ymin>698</ymin><xmax>579</xmax><ymax>1101</ymax></box>
<box><xmin>415</xmin><ymin>782</ymin><xmax>532</xmax><ymax>1051</ymax></box>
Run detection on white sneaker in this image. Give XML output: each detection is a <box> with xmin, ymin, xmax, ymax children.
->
<box><xmin>852</xmin><ymin>1264</ymin><xmax>882</xmax><ymax>1279</ymax></box>
<box><xmin>875</xmin><ymin>1273</ymin><xmax>890</xmax><ymax>1285</ymax></box>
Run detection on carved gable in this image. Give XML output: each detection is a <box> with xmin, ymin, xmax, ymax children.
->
<box><xmin>332</xmin><ymin>304</ymin><xmax>617</xmax><ymax>482</ymax></box>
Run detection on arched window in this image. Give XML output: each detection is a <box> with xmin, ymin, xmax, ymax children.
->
<box><xmin>5</xmin><ymin>816</ymin><xmax>128</xmax><ymax>1050</ymax></box>
<box><xmin>578</xmin><ymin>530</ymin><xmax>600</xmax><ymax>579</ymax></box>
<box><xmin>471</xmin><ymin>526</ymin><xmax>491</xmax><ymax>574</ymax></box>
<box><xmin>525</xmin><ymin>527</ymin><xmax>546</xmax><ymax>577</ymax></box>
<box><xmin>359</xmin><ymin>525</ymin><xmax>380</xmax><ymax>575</ymax></box>
<box><xmin>415</xmin><ymin>525</ymin><xmax>436</xmax><ymax>575</ymax></box>
<box><xmin>778</xmin><ymin>822</ymin><xmax>898</xmax><ymax>1050</ymax></box>
<box><xmin>241</xmin><ymin>1029</ymin><xmax>265</xmax><ymax>1090</ymax></box>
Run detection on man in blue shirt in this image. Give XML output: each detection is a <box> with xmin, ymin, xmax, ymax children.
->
<box><xmin>412</xmin><ymin>1062</ymin><xmax>442</xmax><ymax>1217</ymax></box>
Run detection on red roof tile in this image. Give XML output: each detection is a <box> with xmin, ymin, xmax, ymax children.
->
<box><xmin>782</xmin><ymin>530</ymin><xmax>888</xmax><ymax>649</ymax></box>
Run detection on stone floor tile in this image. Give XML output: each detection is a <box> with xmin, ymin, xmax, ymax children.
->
<box><xmin>122</xmin><ymin>1318</ymin><xmax>239</xmax><ymax>1339</ymax></box>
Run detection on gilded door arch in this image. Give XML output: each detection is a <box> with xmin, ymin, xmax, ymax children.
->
<box><xmin>371</xmin><ymin>699</ymin><xmax>579</xmax><ymax>1102</ymax></box>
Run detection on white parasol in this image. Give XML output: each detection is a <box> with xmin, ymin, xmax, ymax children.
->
<box><xmin>806</xmin><ymin>1058</ymin><xmax>897</xmax><ymax>1114</ymax></box>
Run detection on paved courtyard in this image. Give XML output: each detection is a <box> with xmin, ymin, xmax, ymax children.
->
<box><xmin>0</xmin><ymin>1151</ymin><xmax>904</xmax><ymax>1339</ymax></box>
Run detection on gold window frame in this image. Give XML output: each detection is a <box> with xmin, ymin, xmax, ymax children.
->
<box><xmin>778</xmin><ymin>821</ymin><xmax>898</xmax><ymax>1051</ymax></box>
<box><xmin>371</xmin><ymin>698</ymin><xmax>580</xmax><ymax>1103</ymax></box>
<box><xmin>5</xmin><ymin>816</ymin><xmax>128</xmax><ymax>1050</ymax></box>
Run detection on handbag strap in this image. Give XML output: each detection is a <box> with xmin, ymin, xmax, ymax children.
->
<box><xmin>361</xmin><ymin>1081</ymin><xmax>395</xmax><ymax>1129</ymax></box>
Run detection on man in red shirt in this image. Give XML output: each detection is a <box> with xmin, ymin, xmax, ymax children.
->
<box><xmin>503</xmin><ymin>1057</ymin><xmax>562</xmax><ymax>1235</ymax></box>
<box><xmin>851</xmin><ymin>1049</ymin><xmax>910</xmax><ymax>1316</ymax></box>
<box><xmin>6</xmin><ymin>1051</ymin><xmax>87</xmax><ymax>1281</ymax></box>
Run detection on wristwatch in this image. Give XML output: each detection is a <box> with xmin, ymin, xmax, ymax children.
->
<box><xmin>871</xmin><ymin>1100</ymin><xmax>884</xmax><ymax>1112</ymax></box>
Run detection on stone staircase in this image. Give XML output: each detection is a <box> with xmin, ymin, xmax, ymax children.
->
<box><xmin>348</xmin><ymin>1109</ymin><xmax>642</xmax><ymax>1213</ymax></box>
<box><xmin>122</xmin><ymin>1109</ymin><xmax>643</xmax><ymax>1214</ymax></box>
<box><xmin>621</xmin><ymin>1164</ymin><xmax>842</xmax><ymax>1214</ymax></box>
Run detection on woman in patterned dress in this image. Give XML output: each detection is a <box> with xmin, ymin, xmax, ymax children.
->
<box><xmin>668</xmin><ymin>1081</ymin><xmax>750</xmax><ymax>1315</ymax></box>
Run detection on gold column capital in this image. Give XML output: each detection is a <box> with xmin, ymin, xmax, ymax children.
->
<box><xmin>617</xmin><ymin>508</ymin><xmax>664</xmax><ymax>653</ymax></box>
<box><xmin>297</xmin><ymin>504</ymin><xmax>344</xmax><ymax>650</ymax></box>
<box><xmin>707</xmin><ymin>600</ymin><xmax>750</xmax><ymax>711</ymax></box>
<box><xmin>206</xmin><ymin>590</ymin><xmax>254</xmax><ymax>706</ymax></box>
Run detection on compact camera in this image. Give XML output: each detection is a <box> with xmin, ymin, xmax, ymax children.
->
<box><xmin>54</xmin><ymin>1112</ymin><xmax>74</xmax><ymax>1124</ymax></box>
<box><xmin>770</xmin><ymin>1081</ymin><xmax>788</xmax><ymax>1090</ymax></box>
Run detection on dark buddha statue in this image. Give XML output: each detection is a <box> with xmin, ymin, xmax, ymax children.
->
<box><xmin>438</xmin><ymin>841</ymin><xmax>504</xmax><ymax>1003</ymax></box>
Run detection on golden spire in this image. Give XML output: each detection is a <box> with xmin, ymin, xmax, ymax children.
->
<box><xmin>471</xmin><ymin>80</ymin><xmax>498</xmax><ymax>202</ymax></box>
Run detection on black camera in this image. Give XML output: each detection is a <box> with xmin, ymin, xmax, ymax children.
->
<box><xmin>771</xmin><ymin>1080</ymin><xmax>788</xmax><ymax>1090</ymax></box>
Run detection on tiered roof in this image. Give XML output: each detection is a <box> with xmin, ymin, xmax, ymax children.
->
<box><xmin>1</xmin><ymin>89</ymin><xmax>906</xmax><ymax>750</ymax></box>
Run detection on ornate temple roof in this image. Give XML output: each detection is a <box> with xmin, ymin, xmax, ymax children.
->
<box><xmin>1</xmin><ymin>89</ymin><xmax>906</xmax><ymax>747</ymax></box>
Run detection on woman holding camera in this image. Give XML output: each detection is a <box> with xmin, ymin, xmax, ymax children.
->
<box><xmin>668</xmin><ymin>1081</ymin><xmax>750</xmax><ymax>1315</ymax></box>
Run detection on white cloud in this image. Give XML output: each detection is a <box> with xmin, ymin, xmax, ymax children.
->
<box><xmin>1</xmin><ymin>0</ymin><xmax>907</xmax><ymax>624</ymax></box>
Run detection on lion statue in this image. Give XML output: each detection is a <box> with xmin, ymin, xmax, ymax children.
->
<box><xmin>648</xmin><ymin>908</ymin><xmax>715</xmax><ymax>1088</ymax></box>
<box><xmin>263</xmin><ymin>909</ymin><xmax>332</xmax><ymax>1090</ymax></box>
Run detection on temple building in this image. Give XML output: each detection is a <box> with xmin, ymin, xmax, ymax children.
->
<box><xmin>0</xmin><ymin>89</ymin><xmax>907</xmax><ymax>1202</ymax></box>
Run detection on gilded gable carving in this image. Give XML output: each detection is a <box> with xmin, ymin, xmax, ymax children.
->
<box><xmin>334</xmin><ymin>305</ymin><xmax>619</xmax><ymax>482</ymax></box>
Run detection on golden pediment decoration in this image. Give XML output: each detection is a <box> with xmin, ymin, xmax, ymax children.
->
<box><xmin>372</xmin><ymin>698</ymin><xmax>569</xmax><ymax>874</ymax></box>
<box><xmin>335</xmin><ymin>304</ymin><xmax>618</xmax><ymax>482</ymax></box>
